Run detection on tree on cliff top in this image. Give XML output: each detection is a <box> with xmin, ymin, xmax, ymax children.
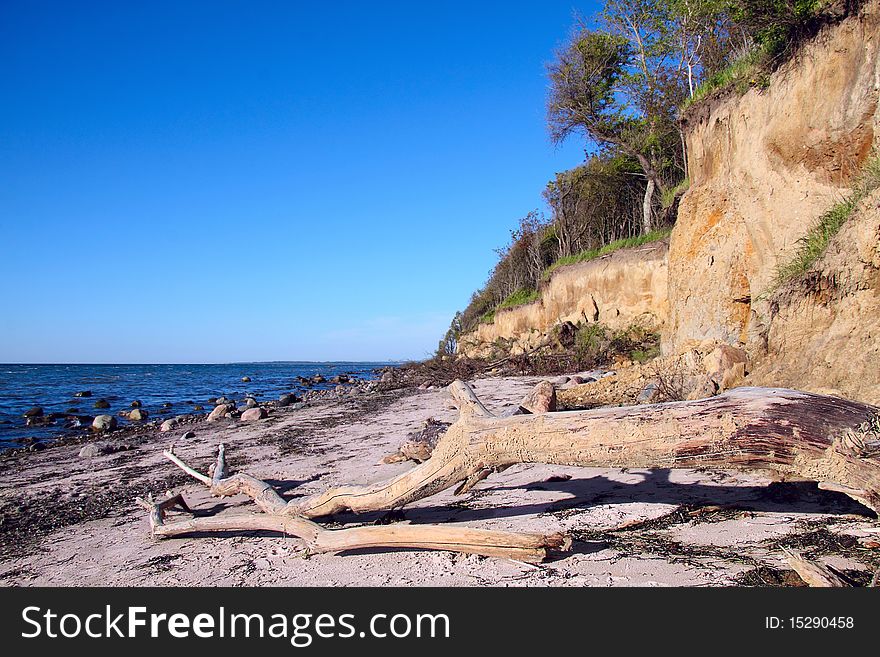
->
<box><xmin>547</xmin><ymin>2</ymin><xmax>689</xmax><ymax>234</ymax></box>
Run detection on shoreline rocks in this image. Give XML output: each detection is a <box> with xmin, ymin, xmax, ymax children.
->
<box><xmin>240</xmin><ymin>407</ymin><xmax>267</xmax><ymax>421</ymax></box>
<box><xmin>91</xmin><ymin>415</ymin><xmax>117</xmax><ymax>432</ymax></box>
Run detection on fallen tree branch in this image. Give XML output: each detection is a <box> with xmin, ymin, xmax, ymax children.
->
<box><xmin>141</xmin><ymin>381</ymin><xmax>880</xmax><ymax>562</ymax></box>
<box><xmin>294</xmin><ymin>382</ymin><xmax>880</xmax><ymax>518</ymax></box>
<box><xmin>783</xmin><ymin>549</ymin><xmax>850</xmax><ymax>587</ymax></box>
<box><xmin>143</xmin><ymin>442</ymin><xmax>568</xmax><ymax>562</ymax></box>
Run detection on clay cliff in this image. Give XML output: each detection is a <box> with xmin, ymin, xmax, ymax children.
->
<box><xmin>458</xmin><ymin>239</ymin><xmax>668</xmax><ymax>359</ymax></box>
<box><xmin>670</xmin><ymin>2</ymin><xmax>880</xmax><ymax>403</ymax></box>
<box><xmin>457</xmin><ymin>2</ymin><xmax>880</xmax><ymax>402</ymax></box>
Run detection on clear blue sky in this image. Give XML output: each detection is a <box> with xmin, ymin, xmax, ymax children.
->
<box><xmin>0</xmin><ymin>1</ymin><xmax>597</xmax><ymax>363</ymax></box>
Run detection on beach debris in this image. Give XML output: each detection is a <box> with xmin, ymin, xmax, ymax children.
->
<box><xmin>138</xmin><ymin>442</ymin><xmax>568</xmax><ymax>563</ymax></box>
<box><xmin>140</xmin><ymin>380</ymin><xmax>880</xmax><ymax>563</ymax></box>
<box><xmin>783</xmin><ymin>549</ymin><xmax>850</xmax><ymax>587</ymax></box>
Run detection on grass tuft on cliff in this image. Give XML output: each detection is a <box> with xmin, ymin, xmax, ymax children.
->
<box><xmin>541</xmin><ymin>228</ymin><xmax>671</xmax><ymax>282</ymax></box>
<box><xmin>497</xmin><ymin>288</ymin><xmax>540</xmax><ymax>311</ymax></box>
<box><xmin>681</xmin><ymin>48</ymin><xmax>770</xmax><ymax>113</ymax></box>
<box><xmin>771</xmin><ymin>154</ymin><xmax>880</xmax><ymax>289</ymax></box>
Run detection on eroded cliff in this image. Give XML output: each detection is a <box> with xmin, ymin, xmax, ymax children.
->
<box><xmin>668</xmin><ymin>2</ymin><xmax>880</xmax><ymax>353</ymax></box>
<box><xmin>458</xmin><ymin>239</ymin><xmax>668</xmax><ymax>359</ymax></box>
<box><xmin>458</xmin><ymin>2</ymin><xmax>880</xmax><ymax>403</ymax></box>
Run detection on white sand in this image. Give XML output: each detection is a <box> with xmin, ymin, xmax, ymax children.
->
<box><xmin>0</xmin><ymin>376</ymin><xmax>874</xmax><ymax>586</ymax></box>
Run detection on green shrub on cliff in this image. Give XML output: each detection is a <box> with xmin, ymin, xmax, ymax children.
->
<box><xmin>541</xmin><ymin>228</ymin><xmax>672</xmax><ymax>282</ymax></box>
<box><xmin>770</xmin><ymin>154</ymin><xmax>880</xmax><ymax>289</ymax></box>
<box><xmin>497</xmin><ymin>288</ymin><xmax>540</xmax><ymax>311</ymax></box>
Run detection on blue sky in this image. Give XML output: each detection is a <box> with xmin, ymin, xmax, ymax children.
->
<box><xmin>0</xmin><ymin>1</ymin><xmax>597</xmax><ymax>363</ymax></box>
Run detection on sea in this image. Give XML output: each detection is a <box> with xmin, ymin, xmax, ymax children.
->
<box><xmin>0</xmin><ymin>362</ymin><xmax>393</xmax><ymax>450</ymax></box>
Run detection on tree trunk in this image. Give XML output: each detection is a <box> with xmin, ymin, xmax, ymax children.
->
<box><xmin>295</xmin><ymin>382</ymin><xmax>880</xmax><ymax>518</ymax></box>
<box><xmin>642</xmin><ymin>177</ymin><xmax>655</xmax><ymax>234</ymax></box>
<box><xmin>142</xmin><ymin>381</ymin><xmax>880</xmax><ymax>562</ymax></box>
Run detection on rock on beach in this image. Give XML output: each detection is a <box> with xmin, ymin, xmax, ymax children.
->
<box><xmin>241</xmin><ymin>407</ymin><xmax>267</xmax><ymax>421</ymax></box>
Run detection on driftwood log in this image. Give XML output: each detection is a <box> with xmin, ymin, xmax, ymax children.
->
<box><xmin>140</xmin><ymin>381</ymin><xmax>880</xmax><ymax>562</ymax></box>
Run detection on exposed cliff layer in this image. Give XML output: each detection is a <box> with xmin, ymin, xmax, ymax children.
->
<box><xmin>667</xmin><ymin>2</ymin><xmax>880</xmax><ymax>354</ymax></box>
<box><xmin>748</xmin><ymin>190</ymin><xmax>880</xmax><ymax>404</ymax></box>
<box><xmin>458</xmin><ymin>240</ymin><xmax>668</xmax><ymax>359</ymax></box>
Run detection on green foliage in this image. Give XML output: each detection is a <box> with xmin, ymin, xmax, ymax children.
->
<box><xmin>609</xmin><ymin>324</ymin><xmax>661</xmax><ymax>361</ymax></box>
<box><xmin>729</xmin><ymin>0</ymin><xmax>828</xmax><ymax>56</ymax></box>
<box><xmin>575</xmin><ymin>323</ymin><xmax>610</xmax><ymax>363</ymax></box>
<box><xmin>660</xmin><ymin>177</ymin><xmax>690</xmax><ymax>208</ymax></box>
<box><xmin>681</xmin><ymin>47</ymin><xmax>770</xmax><ymax>111</ymax></box>
<box><xmin>546</xmin><ymin>31</ymin><xmax>631</xmax><ymax>147</ymax></box>
<box><xmin>497</xmin><ymin>288</ymin><xmax>540</xmax><ymax>311</ymax></box>
<box><xmin>770</xmin><ymin>154</ymin><xmax>880</xmax><ymax>289</ymax></box>
<box><xmin>571</xmin><ymin>322</ymin><xmax>660</xmax><ymax>367</ymax></box>
<box><xmin>435</xmin><ymin>311</ymin><xmax>463</xmax><ymax>358</ymax></box>
<box><xmin>541</xmin><ymin>228</ymin><xmax>672</xmax><ymax>281</ymax></box>
<box><xmin>631</xmin><ymin>345</ymin><xmax>661</xmax><ymax>363</ymax></box>
<box><xmin>681</xmin><ymin>1</ymin><xmax>865</xmax><ymax>112</ymax></box>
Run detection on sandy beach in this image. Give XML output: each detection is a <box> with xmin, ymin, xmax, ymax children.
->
<box><xmin>1</xmin><ymin>376</ymin><xmax>877</xmax><ymax>587</ymax></box>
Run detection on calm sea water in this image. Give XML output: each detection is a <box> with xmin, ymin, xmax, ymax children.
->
<box><xmin>0</xmin><ymin>362</ymin><xmax>392</xmax><ymax>449</ymax></box>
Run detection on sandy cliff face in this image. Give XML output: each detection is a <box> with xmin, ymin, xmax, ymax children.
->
<box><xmin>748</xmin><ymin>191</ymin><xmax>880</xmax><ymax>404</ymax></box>
<box><xmin>458</xmin><ymin>4</ymin><xmax>880</xmax><ymax>401</ymax></box>
<box><xmin>458</xmin><ymin>240</ymin><xmax>668</xmax><ymax>359</ymax></box>
<box><xmin>667</xmin><ymin>3</ymin><xmax>880</xmax><ymax>354</ymax></box>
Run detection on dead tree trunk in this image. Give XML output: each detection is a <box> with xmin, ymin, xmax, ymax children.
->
<box><xmin>141</xmin><ymin>381</ymin><xmax>880</xmax><ymax>562</ymax></box>
<box><xmin>296</xmin><ymin>382</ymin><xmax>880</xmax><ymax>518</ymax></box>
